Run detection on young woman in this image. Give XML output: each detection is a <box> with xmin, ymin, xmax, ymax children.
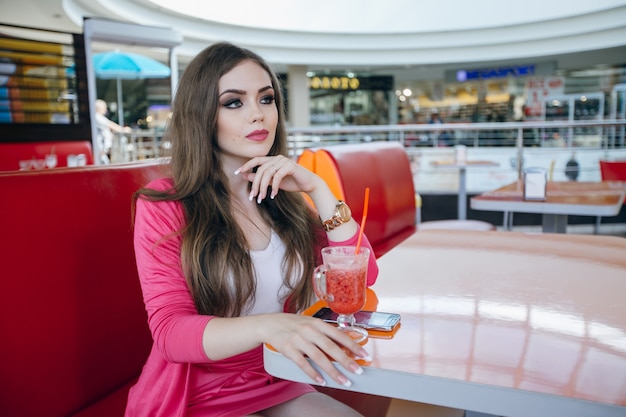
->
<box><xmin>126</xmin><ymin>42</ymin><xmax>383</xmax><ymax>417</ymax></box>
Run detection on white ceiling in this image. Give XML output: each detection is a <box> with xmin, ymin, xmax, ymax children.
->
<box><xmin>146</xmin><ymin>0</ymin><xmax>623</xmax><ymax>34</ymax></box>
<box><xmin>3</xmin><ymin>0</ymin><xmax>626</xmax><ymax>82</ymax></box>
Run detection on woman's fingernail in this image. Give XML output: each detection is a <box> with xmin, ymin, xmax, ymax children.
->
<box><xmin>234</xmin><ymin>169</ymin><xmax>240</xmax><ymax>175</ymax></box>
<box><xmin>339</xmin><ymin>375</ymin><xmax>352</xmax><ymax>387</ymax></box>
<box><xmin>356</xmin><ymin>349</ymin><xmax>373</xmax><ymax>362</ymax></box>
<box><xmin>257</xmin><ymin>196</ymin><xmax>262</xmax><ymax>204</ymax></box>
<box><xmin>316</xmin><ymin>376</ymin><xmax>326</xmax><ymax>386</ymax></box>
<box><xmin>350</xmin><ymin>363</ymin><xmax>363</xmax><ymax>375</ymax></box>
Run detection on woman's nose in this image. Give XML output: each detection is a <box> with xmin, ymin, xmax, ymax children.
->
<box><xmin>249</xmin><ymin>103</ymin><xmax>264</xmax><ymax>123</ymax></box>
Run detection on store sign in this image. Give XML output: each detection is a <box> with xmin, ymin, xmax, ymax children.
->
<box><xmin>310</xmin><ymin>76</ymin><xmax>360</xmax><ymax>90</ymax></box>
<box><xmin>524</xmin><ymin>76</ymin><xmax>565</xmax><ymax>119</ymax></box>
<box><xmin>456</xmin><ymin>65</ymin><xmax>536</xmax><ymax>82</ymax></box>
<box><xmin>308</xmin><ymin>75</ymin><xmax>393</xmax><ymax>91</ymax></box>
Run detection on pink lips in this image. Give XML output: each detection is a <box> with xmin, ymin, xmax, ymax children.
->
<box><xmin>246</xmin><ymin>129</ymin><xmax>269</xmax><ymax>142</ymax></box>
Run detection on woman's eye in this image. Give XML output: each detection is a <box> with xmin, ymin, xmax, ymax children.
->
<box><xmin>223</xmin><ymin>99</ymin><xmax>242</xmax><ymax>108</ymax></box>
<box><xmin>261</xmin><ymin>95</ymin><xmax>275</xmax><ymax>105</ymax></box>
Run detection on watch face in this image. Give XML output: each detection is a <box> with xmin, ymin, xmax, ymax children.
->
<box><xmin>337</xmin><ymin>202</ymin><xmax>351</xmax><ymax>221</ymax></box>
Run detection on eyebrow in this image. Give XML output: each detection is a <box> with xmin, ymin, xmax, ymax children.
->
<box><xmin>219</xmin><ymin>85</ymin><xmax>274</xmax><ymax>97</ymax></box>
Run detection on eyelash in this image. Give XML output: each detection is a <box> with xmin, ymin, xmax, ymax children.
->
<box><xmin>222</xmin><ymin>95</ymin><xmax>276</xmax><ymax>109</ymax></box>
<box><xmin>261</xmin><ymin>95</ymin><xmax>276</xmax><ymax>105</ymax></box>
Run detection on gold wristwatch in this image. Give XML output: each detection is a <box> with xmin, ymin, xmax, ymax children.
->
<box><xmin>321</xmin><ymin>200</ymin><xmax>352</xmax><ymax>232</ymax></box>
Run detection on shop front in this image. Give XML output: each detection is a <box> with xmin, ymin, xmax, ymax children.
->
<box><xmin>281</xmin><ymin>73</ymin><xmax>395</xmax><ymax>126</ymax></box>
<box><xmin>395</xmin><ymin>61</ymin><xmax>626</xmax><ymax>131</ymax></box>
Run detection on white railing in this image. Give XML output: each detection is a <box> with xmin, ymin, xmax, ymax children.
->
<box><xmin>110</xmin><ymin>129</ymin><xmax>166</xmax><ymax>163</ymax></box>
<box><xmin>287</xmin><ymin>120</ymin><xmax>626</xmax><ymax>193</ymax></box>
<box><xmin>287</xmin><ymin>119</ymin><xmax>626</xmax><ymax>152</ymax></box>
<box><xmin>109</xmin><ymin>120</ymin><xmax>626</xmax><ymax>193</ymax></box>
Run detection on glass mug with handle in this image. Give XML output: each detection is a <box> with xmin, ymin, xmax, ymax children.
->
<box><xmin>313</xmin><ymin>246</ymin><xmax>370</xmax><ymax>343</ymax></box>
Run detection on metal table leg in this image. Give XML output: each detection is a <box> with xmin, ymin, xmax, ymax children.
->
<box><xmin>458</xmin><ymin>166</ymin><xmax>467</xmax><ymax>220</ymax></box>
<box><xmin>542</xmin><ymin>214</ymin><xmax>568</xmax><ymax>233</ymax></box>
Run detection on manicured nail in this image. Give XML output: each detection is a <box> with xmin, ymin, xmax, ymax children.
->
<box><xmin>234</xmin><ymin>169</ymin><xmax>240</xmax><ymax>175</ymax></box>
<box><xmin>248</xmin><ymin>192</ymin><xmax>254</xmax><ymax>202</ymax></box>
<box><xmin>257</xmin><ymin>196</ymin><xmax>262</xmax><ymax>204</ymax></box>
<box><xmin>339</xmin><ymin>375</ymin><xmax>352</xmax><ymax>387</ymax></box>
<box><xmin>316</xmin><ymin>376</ymin><xmax>326</xmax><ymax>386</ymax></box>
<box><xmin>350</xmin><ymin>364</ymin><xmax>363</xmax><ymax>375</ymax></box>
<box><xmin>356</xmin><ymin>349</ymin><xmax>373</xmax><ymax>362</ymax></box>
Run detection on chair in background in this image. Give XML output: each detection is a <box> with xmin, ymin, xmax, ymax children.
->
<box><xmin>600</xmin><ymin>159</ymin><xmax>626</xmax><ymax>182</ymax></box>
<box><xmin>596</xmin><ymin>159</ymin><xmax>626</xmax><ymax>233</ymax></box>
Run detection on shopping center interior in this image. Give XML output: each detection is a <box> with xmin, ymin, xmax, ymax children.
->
<box><xmin>3</xmin><ymin>0</ymin><xmax>626</xmax><ymax>129</ymax></box>
<box><xmin>2</xmin><ymin>3</ymin><xmax>626</xmax><ymax>417</ymax></box>
<box><xmin>2</xmin><ymin>1</ymin><xmax>626</xmax><ymax>216</ymax></box>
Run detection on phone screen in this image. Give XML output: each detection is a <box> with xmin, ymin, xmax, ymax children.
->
<box><xmin>312</xmin><ymin>307</ymin><xmax>401</xmax><ymax>331</ymax></box>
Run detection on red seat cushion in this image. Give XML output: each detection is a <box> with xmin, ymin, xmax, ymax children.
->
<box><xmin>70</xmin><ymin>378</ymin><xmax>137</xmax><ymax>417</ymax></box>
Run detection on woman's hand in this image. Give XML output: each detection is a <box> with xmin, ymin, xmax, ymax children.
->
<box><xmin>234</xmin><ymin>154</ymin><xmax>359</xmax><ymax>242</ymax></box>
<box><xmin>259</xmin><ymin>313</ymin><xmax>370</xmax><ymax>387</ymax></box>
<box><xmin>235</xmin><ymin>155</ymin><xmax>322</xmax><ymax>203</ymax></box>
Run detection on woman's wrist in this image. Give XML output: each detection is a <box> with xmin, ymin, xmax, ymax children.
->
<box><xmin>307</xmin><ymin>179</ymin><xmax>338</xmax><ymax>218</ymax></box>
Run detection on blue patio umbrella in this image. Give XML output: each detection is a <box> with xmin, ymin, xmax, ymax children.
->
<box><xmin>93</xmin><ymin>50</ymin><xmax>171</xmax><ymax>126</ymax></box>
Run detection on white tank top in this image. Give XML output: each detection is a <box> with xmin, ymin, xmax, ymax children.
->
<box><xmin>245</xmin><ymin>230</ymin><xmax>298</xmax><ymax>315</ymax></box>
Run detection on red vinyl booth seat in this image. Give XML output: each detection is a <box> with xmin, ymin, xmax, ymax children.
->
<box><xmin>299</xmin><ymin>142</ymin><xmax>417</xmax><ymax>258</ymax></box>
<box><xmin>0</xmin><ymin>161</ymin><xmax>165</xmax><ymax>417</ymax></box>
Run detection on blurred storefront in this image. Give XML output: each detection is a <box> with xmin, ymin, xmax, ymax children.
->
<box><xmin>280</xmin><ymin>60</ymin><xmax>625</xmax><ymax>129</ymax></box>
<box><xmin>308</xmin><ymin>74</ymin><xmax>394</xmax><ymax>126</ymax></box>
<box><xmin>280</xmin><ymin>73</ymin><xmax>395</xmax><ymax>126</ymax></box>
<box><xmin>395</xmin><ymin>61</ymin><xmax>626</xmax><ymax>126</ymax></box>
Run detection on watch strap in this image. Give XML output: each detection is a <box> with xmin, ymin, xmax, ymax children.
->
<box><xmin>321</xmin><ymin>200</ymin><xmax>350</xmax><ymax>232</ymax></box>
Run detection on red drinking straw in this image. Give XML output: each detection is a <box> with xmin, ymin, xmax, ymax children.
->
<box><xmin>355</xmin><ymin>187</ymin><xmax>370</xmax><ymax>254</ymax></box>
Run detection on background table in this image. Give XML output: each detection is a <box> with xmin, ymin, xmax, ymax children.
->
<box><xmin>431</xmin><ymin>160</ymin><xmax>499</xmax><ymax>220</ymax></box>
<box><xmin>264</xmin><ymin>230</ymin><xmax>626</xmax><ymax>417</ymax></box>
<box><xmin>470</xmin><ymin>180</ymin><xmax>626</xmax><ymax>233</ymax></box>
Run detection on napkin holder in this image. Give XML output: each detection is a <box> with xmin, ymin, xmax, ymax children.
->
<box><xmin>523</xmin><ymin>168</ymin><xmax>547</xmax><ymax>201</ymax></box>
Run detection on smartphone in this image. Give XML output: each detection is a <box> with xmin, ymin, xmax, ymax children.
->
<box><xmin>312</xmin><ymin>307</ymin><xmax>401</xmax><ymax>332</ymax></box>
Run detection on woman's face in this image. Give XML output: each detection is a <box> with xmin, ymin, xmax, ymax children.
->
<box><xmin>217</xmin><ymin>60</ymin><xmax>278</xmax><ymax>166</ymax></box>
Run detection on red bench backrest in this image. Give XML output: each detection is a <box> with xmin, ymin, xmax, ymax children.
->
<box><xmin>0</xmin><ymin>162</ymin><xmax>164</xmax><ymax>416</ymax></box>
<box><xmin>299</xmin><ymin>142</ymin><xmax>417</xmax><ymax>258</ymax></box>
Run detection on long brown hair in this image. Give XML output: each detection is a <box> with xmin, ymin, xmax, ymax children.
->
<box><xmin>134</xmin><ymin>42</ymin><xmax>322</xmax><ymax>316</ymax></box>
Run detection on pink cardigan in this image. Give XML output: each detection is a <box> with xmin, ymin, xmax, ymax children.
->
<box><xmin>126</xmin><ymin>178</ymin><xmax>378</xmax><ymax>417</ymax></box>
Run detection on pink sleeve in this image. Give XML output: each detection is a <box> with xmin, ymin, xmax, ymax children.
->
<box><xmin>133</xmin><ymin>180</ymin><xmax>212</xmax><ymax>363</ymax></box>
<box><xmin>327</xmin><ymin>227</ymin><xmax>379</xmax><ymax>286</ymax></box>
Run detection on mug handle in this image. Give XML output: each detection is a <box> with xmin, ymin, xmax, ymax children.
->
<box><xmin>313</xmin><ymin>265</ymin><xmax>330</xmax><ymax>302</ymax></box>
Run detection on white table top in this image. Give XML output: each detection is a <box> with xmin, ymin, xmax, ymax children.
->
<box><xmin>471</xmin><ymin>180</ymin><xmax>626</xmax><ymax>217</ymax></box>
<box><xmin>264</xmin><ymin>230</ymin><xmax>626</xmax><ymax>417</ymax></box>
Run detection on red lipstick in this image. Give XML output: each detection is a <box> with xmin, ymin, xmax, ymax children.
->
<box><xmin>246</xmin><ymin>129</ymin><xmax>269</xmax><ymax>142</ymax></box>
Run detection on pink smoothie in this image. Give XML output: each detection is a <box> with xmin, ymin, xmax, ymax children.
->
<box><xmin>326</xmin><ymin>267</ymin><xmax>366</xmax><ymax>314</ymax></box>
